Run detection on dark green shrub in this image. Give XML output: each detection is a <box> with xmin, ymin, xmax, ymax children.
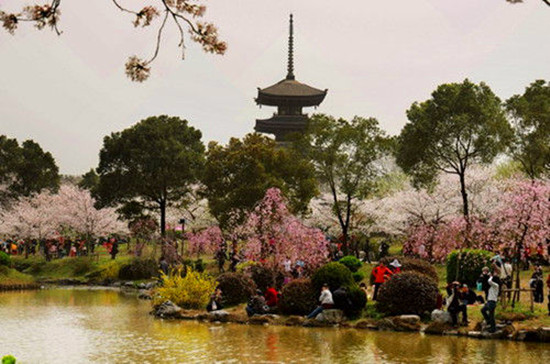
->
<box><xmin>216</xmin><ymin>272</ymin><xmax>256</xmax><ymax>306</ymax></box>
<box><xmin>380</xmin><ymin>256</ymin><xmax>439</xmax><ymax>282</ymax></box>
<box><xmin>11</xmin><ymin>257</ymin><xmax>35</xmax><ymax>272</ymax></box>
<box><xmin>312</xmin><ymin>262</ymin><xmax>354</xmax><ymax>292</ymax></box>
<box><xmin>182</xmin><ymin>258</ymin><xmax>205</xmax><ymax>273</ymax></box>
<box><xmin>194</xmin><ymin>259</ymin><xmax>205</xmax><ymax>273</ymax></box>
<box><xmin>247</xmin><ymin>264</ymin><xmax>284</xmax><ymax>291</ymax></box>
<box><xmin>376</xmin><ymin>272</ymin><xmax>439</xmax><ymax>316</ymax></box>
<box><xmin>118</xmin><ymin>258</ymin><xmax>157</xmax><ymax>280</ymax></box>
<box><xmin>278</xmin><ymin>278</ymin><xmax>317</xmax><ymax>315</ymax></box>
<box><xmin>72</xmin><ymin>258</ymin><xmax>94</xmax><ymax>276</ymax></box>
<box><xmin>446</xmin><ymin>249</ymin><xmax>492</xmax><ymax>287</ymax></box>
<box><xmin>339</xmin><ymin>255</ymin><xmax>362</xmax><ymax>272</ymax></box>
<box><xmin>0</xmin><ymin>251</ymin><xmax>11</xmax><ymax>267</ymax></box>
<box><xmin>352</xmin><ymin>271</ymin><xmax>366</xmax><ymax>283</ymax></box>
<box><xmin>346</xmin><ymin>285</ymin><xmax>367</xmax><ymax>317</ymax></box>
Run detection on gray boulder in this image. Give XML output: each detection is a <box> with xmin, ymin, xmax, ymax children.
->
<box><xmin>399</xmin><ymin>315</ymin><xmax>421</xmax><ymax>324</ymax></box>
<box><xmin>431</xmin><ymin>309</ymin><xmax>452</xmax><ymax>324</ymax></box>
<box><xmin>538</xmin><ymin>327</ymin><xmax>550</xmax><ymax>342</ymax></box>
<box><xmin>316</xmin><ymin>309</ymin><xmax>345</xmax><ymax>324</ymax></box>
<box><xmin>154</xmin><ymin>300</ymin><xmax>182</xmax><ymax>318</ymax></box>
<box><xmin>208</xmin><ymin>310</ymin><xmax>230</xmax><ymax>322</ymax></box>
<box><xmin>138</xmin><ymin>290</ymin><xmax>152</xmax><ymax>300</ymax></box>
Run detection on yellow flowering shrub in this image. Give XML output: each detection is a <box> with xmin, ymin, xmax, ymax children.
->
<box><xmin>99</xmin><ymin>260</ymin><xmax>121</xmax><ymax>281</ymax></box>
<box><xmin>153</xmin><ymin>268</ymin><xmax>217</xmax><ymax>309</ymax></box>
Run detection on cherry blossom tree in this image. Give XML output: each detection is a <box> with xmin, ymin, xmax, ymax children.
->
<box><xmin>0</xmin><ymin>0</ymin><xmax>226</xmax><ymax>82</ymax></box>
<box><xmin>0</xmin><ymin>191</ymin><xmax>58</xmax><ymax>240</ymax></box>
<box><xmin>163</xmin><ymin>188</ymin><xmax>216</xmax><ymax>233</ymax></box>
<box><xmin>491</xmin><ymin>179</ymin><xmax>550</xmax><ymax>304</ymax></box>
<box><xmin>55</xmin><ymin>184</ymin><xmax>127</xmax><ymax>238</ymax></box>
<box><xmin>401</xmin><ymin>177</ymin><xmax>549</xmax><ymax>277</ymax></box>
<box><xmin>239</xmin><ymin>188</ymin><xmax>330</xmax><ymax>273</ymax></box>
<box><xmin>186</xmin><ymin>225</ymin><xmax>224</xmax><ymax>257</ymax></box>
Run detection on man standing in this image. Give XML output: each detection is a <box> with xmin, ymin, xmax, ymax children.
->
<box><xmin>481</xmin><ymin>268</ymin><xmax>501</xmax><ymax>333</ymax></box>
<box><xmin>371</xmin><ymin>261</ymin><xmax>393</xmax><ymax>301</ymax></box>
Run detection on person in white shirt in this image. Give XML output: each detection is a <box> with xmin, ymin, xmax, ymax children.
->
<box><xmin>481</xmin><ymin>268</ymin><xmax>501</xmax><ymax>333</ymax></box>
<box><xmin>307</xmin><ymin>284</ymin><xmax>334</xmax><ymax>319</ymax></box>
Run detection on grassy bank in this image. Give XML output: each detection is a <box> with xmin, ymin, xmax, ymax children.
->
<box><xmin>0</xmin><ymin>265</ymin><xmax>35</xmax><ymax>287</ymax></box>
<box><xmin>10</xmin><ymin>254</ymin><xmax>134</xmax><ymax>283</ymax></box>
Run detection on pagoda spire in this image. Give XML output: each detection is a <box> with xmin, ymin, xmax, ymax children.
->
<box><xmin>286</xmin><ymin>14</ymin><xmax>295</xmax><ymax>80</ymax></box>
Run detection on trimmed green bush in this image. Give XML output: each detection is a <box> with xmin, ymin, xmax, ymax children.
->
<box><xmin>352</xmin><ymin>271</ymin><xmax>366</xmax><ymax>283</ymax></box>
<box><xmin>216</xmin><ymin>272</ymin><xmax>256</xmax><ymax>306</ymax></box>
<box><xmin>2</xmin><ymin>355</ymin><xmax>17</xmax><ymax>364</ymax></box>
<box><xmin>247</xmin><ymin>264</ymin><xmax>284</xmax><ymax>291</ymax></box>
<box><xmin>0</xmin><ymin>251</ymin><xmax>11</xmax><ymax>267</ymax></box>
<box><xmin>346</xmin><ymin>285</ymin><xmax>367</xmax><ymax>317</ymax></box>
<box><xmin>446</xmin><ymin>249</ymin><xmax>493</xmax><ymax>287</ymax></box>
<box><xmin>376</xmin><ymin>272</ymin><xmax>439</xmax><ymax>316</ymax></box>
<box><xmin>312</xmin><ymin>262</ymin><xmax>354</xmax><ymax>292</ymax></box>
<box><xmin>118</xmin><ymin>258</ymin><xmax>157</xmax><ymax>280</ymax></box>
<box><xmin>278</xmin><ymin>278</ymin><xmax>318</xmax><ymax>315</ymax></box>
<box><xmin>380</xmin><ymin>256</ymin><xmax>439</xmax><ymax>283</ymax></box>
<box><xmin>338</xmin><ymin>255</ymin><xmax>362</xmax><ymax>273</ymax></box>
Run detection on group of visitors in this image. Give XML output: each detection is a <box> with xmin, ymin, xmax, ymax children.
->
<box><xmin>203</xmin><ymin>250</ymin><xmax>549</xmax><ymax>330</ymax></box>
<box><xmin>0</xmin><ymin>236</ymin><xmax>125</xmax><ymax>260</ymax></box>
<box><xmin>206</xmin><ymin>286</ymin><xmax>280</xmax><ymax>317</ymax></box>
<box><xmin>245</xmin><ymin>287</ymin><xmax>279</xmax><ymax>317</ymax></box>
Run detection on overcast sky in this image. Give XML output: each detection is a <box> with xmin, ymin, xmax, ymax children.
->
<box><xmin>0</xmin><ymin>0</ymin><xmax>549</xmax><ymax>175</ymax></box>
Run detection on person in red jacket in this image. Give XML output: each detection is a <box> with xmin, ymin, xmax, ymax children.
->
<box><xmin>265</xmin><ymin>287</ymin><xmax>279</xmax><ymax>309</ymax></box>
<box><xmin>371</xmin><ymin>261</ymin><xmax>393</xmax><ymax>301</ymax></box>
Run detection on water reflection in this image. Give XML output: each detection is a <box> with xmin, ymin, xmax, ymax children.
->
<box><xmin>0</xmin><ymin>289</ymin><xmax>548</xmax><ymax>363</ymax></box>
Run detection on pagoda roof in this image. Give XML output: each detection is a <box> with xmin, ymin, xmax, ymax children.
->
<box><xmin>256</xmin><ymin>78</ymin><xmax>327</xmax><ymax>107</ymax></box>
<box><xmin>255</xmin><ymin>15</ymin><xmax>327</xmax><ymax>108</ymax></box>
<box><xmin>255</xmin><ymin>115</ymin><xmax>309</xmax><ymax>140</ymax></box>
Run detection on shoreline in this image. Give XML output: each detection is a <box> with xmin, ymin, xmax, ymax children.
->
<box><xmin>152</xmin><ymin>302</ymin><xmax>550</xmax><ymax>344</ymax></box>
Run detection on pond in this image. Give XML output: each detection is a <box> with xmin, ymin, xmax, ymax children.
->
<box><xmin>0</xmin><ymin>288</ymin><xmax>548</xmax><ymax>363</ymax></box>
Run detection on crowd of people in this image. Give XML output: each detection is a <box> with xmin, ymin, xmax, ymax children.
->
<box><xmin>0</xmin><ymin>236</ymin><xmax>126</xmax><ymax>261</ymax></box>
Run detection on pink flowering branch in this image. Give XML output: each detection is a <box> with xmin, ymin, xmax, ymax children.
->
<box><xmin>0</xmin><ymin>0</ymin><xmax>227</xmax><ymax>82</ymax></box>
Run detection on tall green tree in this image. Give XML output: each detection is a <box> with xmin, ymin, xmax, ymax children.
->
<box><xmin>78</xmin><ymin>169</ymin><xmax>100</xmax><ymax>191</ymax></box>
<box><xmin>506</xmin><ymin>79</ymin><xmax>550</xmax><ymax>179</ymax></box>
<box><xmin>396</xmin><ymin>79</ymin><xmax>513</xmax><ymax>218</ymax></box>
<box><xmin>96</xmin><ymin>115</ymin><xmax>204</xmax><ymax>236</ymax></box>
<box><xmin>202</xmin><ymin>133</ymin><xmax>317</xmax><ymax>229</ymax></box>
<box><xmin>0</xmin><ymin>135</ymin><xmax>59</xmax><ymax>199</ymax></box>
<box><xmin>295</xmin><ymin>114</ymin><xmax>390</xmax><ymax>253</ymax></box>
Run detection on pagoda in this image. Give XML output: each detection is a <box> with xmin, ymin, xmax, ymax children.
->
<box><xmin>254</xmin><ymin>14</ymin><xmax>327</xmax><ymax>141</ymax></box>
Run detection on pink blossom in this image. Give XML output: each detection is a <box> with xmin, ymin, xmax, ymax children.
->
<box><xmin>239</xmin><ymin>188</ymin><xmax>330</xmax><ymax>272</ymax></box>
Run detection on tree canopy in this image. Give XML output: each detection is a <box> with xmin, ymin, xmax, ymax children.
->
<box><xmin>295</xmin><ymin>114</ymin><xmax>390</xmax><ymax>253</ymax></box>
<box><xmin>506</xmin><ymin>79</ymin><xmax>550</xmax><ymax>179</ymax></box>
<box><xmin>0</xmin><ymin>135</ymin><xmax>59</xmax><ymax>201</ymax></box>
<box><xmin>202</xmin><ymin>133</ymin><xmax>317</xmax><ymax>230</ymax></box>
<box><xmin>396</xmin><ymin>79</ymin><xmax>513</xmax><ymax>217</ymax></box>
<box><xmin>96</xmin><ymin>115</ymin><xmax>205</xmax><ymax>235</ymax></box>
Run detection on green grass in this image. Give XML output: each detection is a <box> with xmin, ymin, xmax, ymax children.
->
<box><xmin>0</xmin><ymin>265</ymin><xmax>35</xmax><ymax>286</ymax></box>
<box><xmin>11</xmin><ymin>254</ymin><xmax>133</xmax><ymax>282</ymax></box>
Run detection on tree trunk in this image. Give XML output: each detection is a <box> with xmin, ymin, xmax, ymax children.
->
<box><xmin>459</xmin><ymin>171</ymin><xmax>469</xmax><ymax>217</ymax></box>
<box><xmin>160</xmin><ymin>199</ymin><xmax>166</xmax><ymax>237</ymax></box>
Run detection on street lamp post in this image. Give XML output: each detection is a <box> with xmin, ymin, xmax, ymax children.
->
<box><xmin>179</xmin><ymin>218</ymin><xmax>186</xmax><ymax>257</ymax></box>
